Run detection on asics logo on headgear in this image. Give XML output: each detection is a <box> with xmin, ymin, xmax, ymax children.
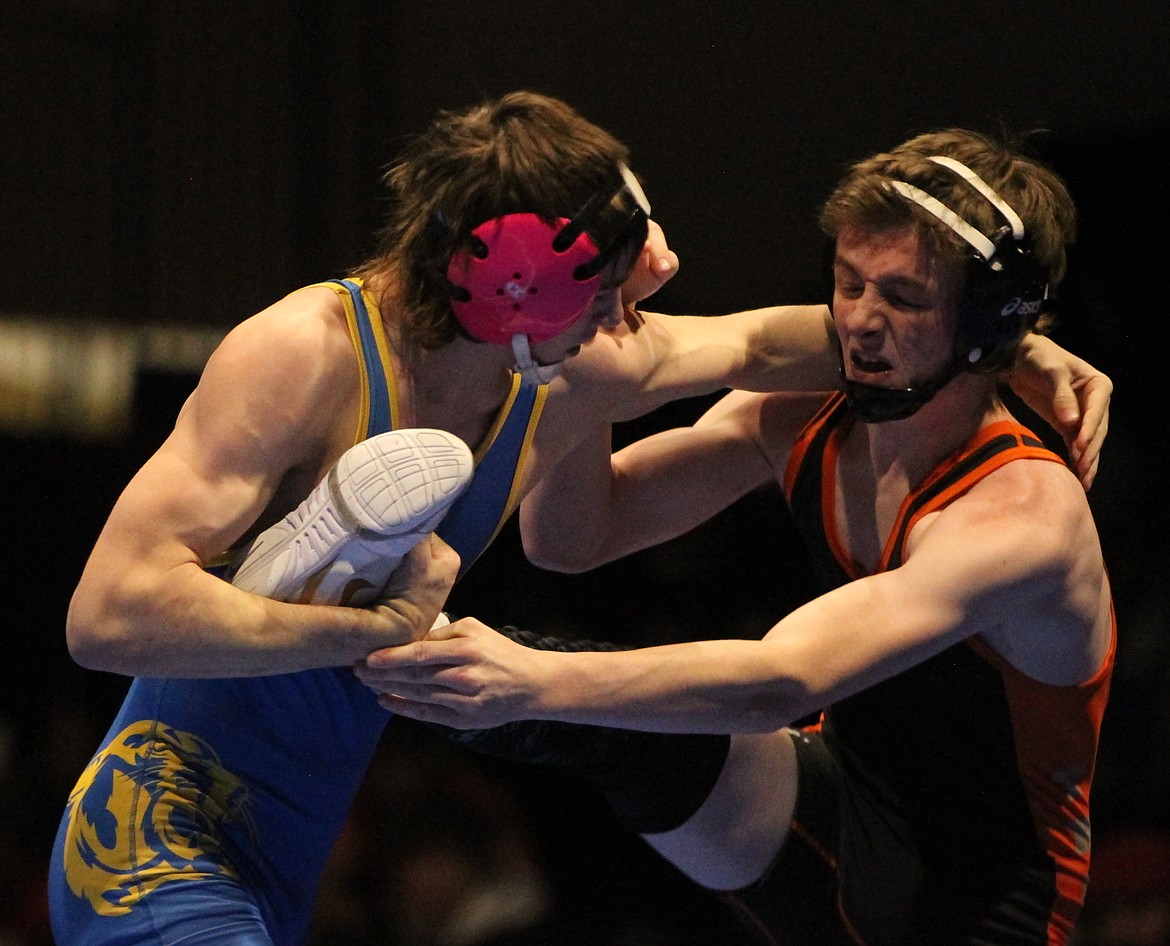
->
<box><xmin>1000</xmin><ymin>297</ymin><xmax>1043</xmax><ymax>318</ymax></box>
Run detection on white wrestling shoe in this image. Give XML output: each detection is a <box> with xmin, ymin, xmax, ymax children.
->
<box><xmin>231</xmin><ymin>429</ymin><xmax>473</xmax><ymax>607</ymax></box>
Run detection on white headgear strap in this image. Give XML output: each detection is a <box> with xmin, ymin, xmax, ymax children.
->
<box><xmin>511</xmin><ymin>333</ymin><xmax>563</xmax><ymax>385</ymax></box>
<box><xmin>886</xmin><ymin>156</ymin><xmax>1028</xmax><ymax>272</ymax></box>
<box><xmin>885</xmin><ymin>180</ymin><xmax>999</xmax><ymax>263</ymax></box>
<box><xmin>927</xmin><ymin>156</ymin><xmax>1025</xmax><ymax>239</ymax></box>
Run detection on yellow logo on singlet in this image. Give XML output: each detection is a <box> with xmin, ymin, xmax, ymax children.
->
<box><xmin>60</xmin><ymin>721</ymin><xmax>256</xmax><ymax>915</ymax></box>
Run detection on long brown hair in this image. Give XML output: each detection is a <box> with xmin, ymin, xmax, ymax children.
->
<box><xmin>353</xmin><ymin>92</ymin><xmax>644</xmax><ymax>349</ymax></box>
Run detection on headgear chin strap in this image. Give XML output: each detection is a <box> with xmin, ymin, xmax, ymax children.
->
<box><xmin>446</xmin><ymin>164</ymin><xmax>651</xmax><ymax>381</ymax></box>
<box><xmin>845</xmin><ymin>156</ymin><xmax>1048</xmax><ymax>422</ymax></box>
<box><xmin>511</xmin><ymin>334</ymin><xmax>565</xmax><ymax>385</ymax></box>
<box><xmin>840</xmin><ymin>361</ymin><xmax>963</xmax><ymax>423</ymax></box>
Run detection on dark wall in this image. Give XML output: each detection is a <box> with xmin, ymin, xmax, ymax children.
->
<box><xmin>3</xmin><ymin>2</ymin><xmax>1167</xmax><ymax>941</ymax></box>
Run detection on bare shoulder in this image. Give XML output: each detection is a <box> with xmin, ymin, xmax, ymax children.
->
<box><xmin>918</xmin><ymin>456</ymin><xmax>1102</xmax><ymax>589</ymax></box>
<box><xmin>909</xmin><ymin>457</ymin><xmax>1111</xmax><ymax>685</ymax></box>
<box><xmin>173</xmin><ymin>285</ymin><xmax>360</xmax><ymax>479</ymax></box>
<box><xmin>215</xmin><ymin>285</ymin><xmax>353</xmax><ymax>382</ymax></box>
<box><xmin>957</xmin><ymin>457</ymin><xmax>1095</xmax><ymax>548</ymax></box>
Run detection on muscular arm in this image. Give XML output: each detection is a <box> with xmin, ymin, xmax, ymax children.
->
<box><xmin>66</xmin><ymin>292</ymin><xmax>455</xmax><ymax>678</ymax></box>
<box><xmin>618</xmin><ymin>220</ymin><xmax>1111</xmax><ymax>471</ymax></box>
<box><xmin>521</xmin><ymin>390</ymin><xmax>799</xmax><ymax>571</ymax></box>
<box><xmin>363</xmin><ymin>458</ymin><xmax>1111</xmax><ymax>733</ymax></box>
<box><xmin>520</xmin><ymin>301</ymin><xmax>836</xmax><ymax>571</ymax></box>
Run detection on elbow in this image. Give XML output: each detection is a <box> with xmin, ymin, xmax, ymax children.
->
<box><xmin>65</xmin><ymin>585</ymin><xmax>145</xmax><ymax>675</ymax></box>
<box><xmin>521</xmin><ymin>532</ymin><xmax>606</xmax><ymax>574</ymax></box>
<box><xmin>737</xmin><ymin>683</ymin><xmax>808</xmax><ymax>733</ymax></box>
<box><xmin>738</xmin><ymin>640</ymin><xmax>826</xmax><ymax>732</ymax></box>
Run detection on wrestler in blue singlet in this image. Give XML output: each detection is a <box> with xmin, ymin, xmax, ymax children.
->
<box><xmin>49</xmin><ymin>280</ymin><xmax>547</xmax><ymax>946</ymax></box>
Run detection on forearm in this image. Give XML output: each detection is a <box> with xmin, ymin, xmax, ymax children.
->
<box><xmin>527</xmin><ymin>533</ymin><xmax>1018</xmax><ymax>733</ymax></box>
<box><xmin>66</xmin><ymin>560</ymin><xmax>414</xmax><ymax>678</ymax></box>
<box><xmin>532</xmin><ymin>639</ymin><xmax>805</xmax><ymax>734</ymax></box>
<box><xmin>720</xmin><ymin>303</ymin><xmax>839</xmax><ymax>393</ymax></box>
<box><xmin>605</xmin><ymin>305</ymin><xmax>837</xmax><ymax>422</ymax></box>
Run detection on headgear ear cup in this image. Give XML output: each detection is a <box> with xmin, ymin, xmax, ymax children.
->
<box><xmin>446</xmin><ymin>164</ymin><xmax>652</xmax><ymax>347</ymax></box>
<box><xmin>957</xmin><ymin>230</ymin><xmax>1048</xmax><ymax>370</ymax></box>
<box><xmin>447</xmin><ymin>214</ymin><xmax>602</xmax><ymax>344</ymax></box>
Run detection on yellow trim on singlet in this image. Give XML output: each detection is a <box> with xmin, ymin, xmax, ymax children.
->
<box><xmin>500</xmin><ymin>380</ymin><xmax>547</xmax><ymax>524</ymax></box>
<box><xmin>311</xmin><ymin>278</ymin><xmax>401</xmax><ymax>444</ymax></box>
<box><xmin>355</xmin><ymin>282</ymin><xmax>401</xmax><ymax>434</ymax></box>
<box><xmin>473</xmin><ymin>373</ymin><xmax>524</xmax><ymax>463</ymax></box>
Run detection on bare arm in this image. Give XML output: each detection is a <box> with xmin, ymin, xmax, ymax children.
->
<box><xmin>617</xmin><ymin>223</ymin><xmax>1110</xmax><ymax>482</ymax></box>
<box><xmin>569</xmin><ymin>308</ymin><xmax>1109</xmax><ymax>477</ymax></box>
<box><xmin>360</xmin><ymin>459</ymin><xmax>1110</xmax><ymax>732</ymax></box>
<box><xmin>521</xmin><ymin>390</ymin><xmax>802</xmax><ymax>571</ymax></box>
<box><xmin>574</xmin><ymin>303</ymin><xmax>841</xmax><ymax>419</ymax></box>
<box><xmin>66</xmin><ymin>293</ymin><xmax>456</xmax><ymax>678</ymax></box>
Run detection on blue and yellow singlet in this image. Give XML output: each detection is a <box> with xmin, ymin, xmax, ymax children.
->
<box><xmin>49</xmin><ymin>280</ymin><xmax>547</xmax><ymax>946</ymax></box>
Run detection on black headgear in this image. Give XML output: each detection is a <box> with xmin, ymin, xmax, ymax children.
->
<box><xmin>843</xmin><ymin>155</ymin><xmax>1049</xmax><ymax>422</ymax></box>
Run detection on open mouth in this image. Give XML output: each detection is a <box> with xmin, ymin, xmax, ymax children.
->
<box><xmin>850</xmin><ymin>352</ymin><xmax>893</xmax><ymax>377</ymax></box>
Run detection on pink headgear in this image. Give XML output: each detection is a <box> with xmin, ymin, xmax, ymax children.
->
<box><xmin>446</xmin><ymin>165</ymin><xmax>651</xmax><ymax>346</ymax></box>
<box><xmin>447</xmin><ymin>214</ymin><xmax>603</xmax><ymax>344</ymax></box>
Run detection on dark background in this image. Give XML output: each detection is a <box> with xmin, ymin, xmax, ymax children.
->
<box><xmin>2</xmin><ymin>3</ymin><xmax>1168</xmax><ymax>943</ymax></box>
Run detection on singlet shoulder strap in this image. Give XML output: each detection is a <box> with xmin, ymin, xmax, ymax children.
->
<box><xmin>438</xmin><ymin>375</ymin><xmax>547</xmax><ymax>579</ymax></box>
<box><xmin>783</xmin><ymin>392</ymin><xmax>848</xmax><ymax>499</ymax></box>
<box><xmin>783</xmin><ymin>392</ymin><xmax>856</xmax><ymax>588</ymax></box>
<box><xmin>882</xmin><ymin>421</ymin><xmax>1065</xmax><ymax>570</ymax></box>
<box><xmin>313</xmin><ymin>278</ymin><xmax>400</xmax><ymax>440</ymax></box>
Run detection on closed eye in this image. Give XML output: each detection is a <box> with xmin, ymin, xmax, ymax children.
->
<box><xmin>883</xmin><ymin>291</ymin><xmax>928</xmax><ymax>311</ymax></box>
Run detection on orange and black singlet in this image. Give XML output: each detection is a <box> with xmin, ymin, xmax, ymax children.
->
<box><xmin>777</xmin><ymin>392</ymin><xmax>1114</xmax><ymax>945</ymax></box>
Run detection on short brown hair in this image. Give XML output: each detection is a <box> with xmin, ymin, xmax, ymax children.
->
<box><xmin>819</xmin><ymin>128</ymin><xmax>1077</xmax><ymax>340</ymax></box>
<box><xmin>354</xmin><ymin>92</ymin><xmax>645</xmax><ymax>348</ymax></box>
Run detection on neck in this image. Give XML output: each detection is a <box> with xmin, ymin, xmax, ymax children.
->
<box><xmin>411</xmin><ymin>337</ymin><xmax>515</xmax><ymax>408</ymax></box>
<box><xmin>852</xmin><ymin>372</ymin><xmax>1005</xmax><ymax>484</ymax></box>
<box><xmin>371</xmin><ymin>275</ymin><xmax>516</xmax><ymax>443</ymax></box>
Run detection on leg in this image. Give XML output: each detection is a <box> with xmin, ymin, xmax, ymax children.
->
<box><xmin>428</xmin><ymin>626</ymin><xmax>734</xmax><ymax>834</ymax></box>
<box><xmin>427</xmin><ymin>640</ymin><xmax>832</xmax><ymax>937</ymax></box>
<box><xmin>51</xmin><ymin>810</ymin><xmax>277</xmax><ymax>946</ymax></box>
<box><xmin>642</xmin><ymin>730</ymin><xmax>798</xmax><ymax>890</ymax></box>
<box><xmin>721</xmin><ymin>731</ymin><xmax>887</xmax><ymax>946</ymax></box>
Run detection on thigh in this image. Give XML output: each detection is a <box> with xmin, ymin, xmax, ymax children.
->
<box><xmin>50</xmin><ymin>801</ymin><xmax>277</xmax><ymax>946</ymax></box>
<box><xmin>642</xmin><ymin>729</ymin><xmax>799</xmax><ymax>890</ymax></box>
<box><xmin>50</xmin><ymin>870</ymin><xmax>275</xmax><ymax>946</ymax></box>
<box><xmin>728</xmin><ymin>730</ymin><xmax>922</xmax><ymax>946</ymax></box>
<box><xmin>726</xmin><ymin>729</ymin><xmax>849</xmax><ymax>945</ymax></box>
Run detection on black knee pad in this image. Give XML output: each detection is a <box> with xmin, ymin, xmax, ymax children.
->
<box><xmin>605</xmin><ymin>732</ymin><xmax>731</xmax><ymax>835</ymax></box>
